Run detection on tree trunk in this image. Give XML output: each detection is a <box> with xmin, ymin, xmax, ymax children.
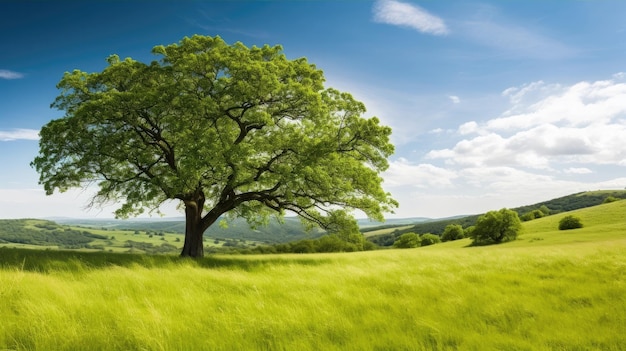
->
<box><xmin>180</xmin><ymin>199</ymin><xmax>205</xmax><ymax>258</ymax></box>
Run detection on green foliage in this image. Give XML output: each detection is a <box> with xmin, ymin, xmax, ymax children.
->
<box><xmin>393</xmin><ymin>232</ymin><xmax>420</xmax><ymax>248</ymax></box>
<box><xmin>538</xmin><ymin>205</ymin><xmax>551</xmax><ymax>215</ymax></box>
<box><xmin>521</xmin><ymin>209</ymin><xmax>545</xmax><ymax>221</ymax></box>
<box><xmin>558</xmin><ymin>215</ymin><xmax>583</xmax><ymax>230</ymax></box>
<box><xmin>33</xmin><ymin>34</ymin><xmax>397</xmax><ymax>257</ymax></box>
<box><xmin>472</xmin><ymin>208</ymin><xmax>521</xmax><ymax>245</ymax></box>
<box><xmin>441</xmin><ymin>224</ymin><xmax>464</xmax><ymax>242</ymax></box>
<box><xmin>603</xmin><ymin>196</ymin><xmax>619</xmax><ymax>204</ymax></box>
<box><xmin>419</xmin><ymin>233</ymin><xmax>441</xmax><ymax>246</ymax></box>
<box><xmin>238</xmin><ymin>233</ymin><xmax>375</xmax><ymax>254</ymax></box>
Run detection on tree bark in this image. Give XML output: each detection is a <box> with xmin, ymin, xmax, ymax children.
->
<box><xmin>180</xmin><ymin>198</ymin><xmax>205</xmax><ymax>258</ymax></box>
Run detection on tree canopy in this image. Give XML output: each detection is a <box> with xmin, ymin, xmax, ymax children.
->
<box><xmin>32</xmin><ymin>35</ymin><xmax>397</xmax><ymax>257</ymax></box>
<box><xmin>471</xmin><ymin>208</ymin><xmax>521</xmax><ymax>245</ymax></box>
<box><xmin>441</xmin><ymin>224</ymin><xmax>464</xmax><ymax>242</ymax></box>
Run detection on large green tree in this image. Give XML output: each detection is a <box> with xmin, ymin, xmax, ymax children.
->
<box><xmin>32</xmin><ymin>35</ymin><xmax>397</xmax><ymax>257</ymax></box>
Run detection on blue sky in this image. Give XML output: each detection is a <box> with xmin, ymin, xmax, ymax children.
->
<box><xmin>2</xmin><ymin>0</ymin><xmax>626</xmax><ymax>219</ymax></box>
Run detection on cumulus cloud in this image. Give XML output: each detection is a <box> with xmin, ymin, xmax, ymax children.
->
<box><xmin>373</xmin><ymin>0</ymin><xmax>449</xmax><ymax>35</ymax></box>
<box><xmin>383</xmin><ymin>74</ymin><xmax>626</xmax><ymax>218</ymax></box>
<box><xmin>430</xmin><ymin>75</ymin><xmax>626</xmax><ymax>169</ymax></box>
<box><xmin>490</xmin><ymin>79</ymin><xmax>626</xmax><ymax>131</ymax></box>
<box><xmin>0</xmin><ymin>69</ymin><xmax>24</xmax><ymax>79</ymax></box>
<box><xmin>449</xmin><ymin>95</ymin><xmax>460</xmax><ymax>104</ymax></box>
<box><xmin>458</xmin><ymin>121</ymin><xmax>479</xmax><ymax>135</ymax></box>
<box><xmin>0</xmin><ymin>129</ymin><xmax>40</xmax><ymax>141</ymax></box>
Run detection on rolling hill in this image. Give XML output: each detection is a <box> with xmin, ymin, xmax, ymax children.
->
<box><xmin>1</xmin><ymin>190</ymin><xmax>624</xmax><ymax>250</ymax></box>
<box><xmin>367</xmin><ymin>190</ymin><xmax>626</xmax><ymax>246</ymax></box>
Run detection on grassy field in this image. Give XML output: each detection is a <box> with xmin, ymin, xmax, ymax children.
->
<box><xmin>1</xmin><ymin>201</ymin><xmax>625</xmax><ymax>350</ymax></box>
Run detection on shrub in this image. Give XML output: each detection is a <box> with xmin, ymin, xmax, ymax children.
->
<box><xmin>393</xmin><ymin>232</ymin><xmax>420</xmax><ymax>248</ymax></box>
<box><xmin>441</xmin><ymin>224</ymin><xmax>464</xmax><ymax>242</ymax></box>
<box><xmin>521</xmin><ymin>209</ymin><xmax>545</xmax><ymax>222</ymax></box>
<box><xmin>419</xmin><ymin>233</ymin><xmax>441</xmax><ymax>246</ymax></box>
<box><xmin>558</xmin><ymin>215</ymin><xmax>583</xmax><ymax>230</ymax></box>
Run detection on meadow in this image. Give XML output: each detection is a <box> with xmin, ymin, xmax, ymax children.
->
<box><xmin>1</xmin><ymin>200</ymin><xmax>625</xmax><ymax>350</ymax></box>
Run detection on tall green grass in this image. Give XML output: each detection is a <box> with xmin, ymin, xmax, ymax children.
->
<box><xmin>1</xmin><ymin>201</ymin><xmax>625</xmax><ymax>350</ymax></box>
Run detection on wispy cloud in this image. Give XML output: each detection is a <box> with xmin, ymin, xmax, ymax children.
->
<box><xmin>0</xmin><ymin>69</ymin><xmax>24</xmax><ymax>80</ymax></box>
<box><xmin>0</xmin><ymin>129</ymin><xmax>40</xmax><ymax>141</ymax></box>
<box><xmin>448</xmin><ymin>95</ymin><xmax>460</xmax><ymax>104</ymax></box>
<box><xmin>564</xmin><ymin>167</ymin><xmax>593</xmax><ymax>175</ymax></box>
<box><xmin>373</xmin><ymin>0</ymin><xmax>449</xmax><ymax>35</ymax></box>
<box><xmin>457</xmin><ymin>6</ymin><xmax>575</xmax><ymax>60</ymax></box>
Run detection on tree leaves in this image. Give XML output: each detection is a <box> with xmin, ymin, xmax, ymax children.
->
<box><xmin>33</xmin><ymin>35</ymin><xmax>397</xmax><ymax>236</ymax></box>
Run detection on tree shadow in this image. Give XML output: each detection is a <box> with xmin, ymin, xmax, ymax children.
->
<box><xmin>0</xmin><ymin>247</ymin><xmax>332</xmax><ymax>273</ymax></box>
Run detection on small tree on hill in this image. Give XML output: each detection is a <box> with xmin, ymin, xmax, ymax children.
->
<box><xmin>419</xmin><ymin>233</ymin><xmax>441</xmax><ymax>246</ymax></box>
<box><xmin>472</xmin><ymin>208</ymin><xmax>521</xmax><ymax>245</ymax></box>
<box><xmin>441</xmin><ymin>224</ymin><xmax>464</xmax><ymax>242</ymax></box>
<box><xmin>558</xmin><ymin>215</ymin><xmax>583</xmax><ymax>230</ymax></box>
<box><xmin>32</xmin><ymin>35</ymin><xmax>397</xmax><ymax>258</ymax></box>
<box><xmin>393</xmin><ymin>232</ymin><xmax>420</xmax><ymax>248</ymax></box>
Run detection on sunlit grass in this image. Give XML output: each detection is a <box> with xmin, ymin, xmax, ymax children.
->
<box><xmin>1</xmin><ymin>201</ymin><xmax>625</xmax><ymax>350</ymax></box>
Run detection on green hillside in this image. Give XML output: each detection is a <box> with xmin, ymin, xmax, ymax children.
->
<box><xmin>1</xmin><ymin>199</ymin><xmax>624</xmax><ymax>350</ymax></box>
<box><xmin>369</xmin><ymin>190</ymin><xmax>626</xmax><ymax>246</ymax></box>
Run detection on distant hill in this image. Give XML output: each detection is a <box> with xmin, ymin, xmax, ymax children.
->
<box><xmin>55</xmin><ymin>216</ymin><xmax>325</xmax><ymax>244</ymax></box>
<box><xmin>0</xmin><ymin>219</ymin><xmax>110</xmax><ymax>248</ymax></box>
<box><xmin>53</xmin><ymin>216</ymin><xmax>434</xmax><ymax>244</ymax></box>
<box><xmin>357</xmin><ymin>217</ymin><xmax>432</xmax><ymax>228</ymax></box>
<box><xmin>367</xmin><ymin>190</ymin><xmax>626</xmax><ymax>247</ymax></box>
<box><xmin>6</xmin><ymin>190</ymin><xmax>624</xmax><ymax>248</ymax></box>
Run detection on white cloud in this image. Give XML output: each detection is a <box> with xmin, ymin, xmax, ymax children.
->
<box><xmin>378</xmin><ymin>73</ymin><xmax>626</xmax><ymax>218</ymax></box>
<box><xmin>429</xmin><ymin>75</ymin><xmax>626</xmax><ymax>171</ymax></box>
<box><xmin>449</xmin><ymin>95</ymin><xmax>460</xmax><ymax>104</ymax></box>
<box><xmin>0</xmin><ymin>69</ymin><xmax>24</xmax><ymax>79</ymax></box>
<box><xmin>373</xmin><ymin>0</ymin><xmax>449</xmax><ymax>35</ymax></box>
<box><xmin>458</xmin><ymin>121</ymin><xmax>478</xmax><ymax>135</ymax></box>
<box><xmin>429</xmin><ymin>128</ymin><xmax>444</xmax><ymax>134</ymax></box>
<box><xmin>490</xmin><ymin>79</ymin><xmax>626</xmax><ymax>131</ymax></box>
<box><xmin>0</xmin><ymin>129</ymin><xmax>40</xmax><ymax>141</ymax></box>
<box><xmin>564</xmin><ymin>167</ymin><xmax>593</xmax><ymax>174</ymax></box>
<box><xmin>383</xmin><ymin>158</ymin><xmax>458</xmax><ymax>189</ymax></box>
